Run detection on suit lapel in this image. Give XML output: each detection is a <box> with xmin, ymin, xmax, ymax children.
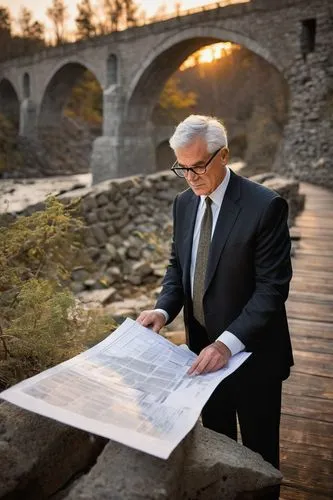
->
<box><xmin>182</xmin><ymin>194</ymin><xmax>200</xmax><ymax>294</ymax></box>
<box><xmin>205</xmin><ymin>170</ymin><xmax>242</xmax><ymax>292</ymax></box>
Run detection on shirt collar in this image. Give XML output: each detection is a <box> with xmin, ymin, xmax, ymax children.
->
<box><xmin>200</xmin><ymin>167</ymin><xmax>230</xmax><ymax>208</ymax></box>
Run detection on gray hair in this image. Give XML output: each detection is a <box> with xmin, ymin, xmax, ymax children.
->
<box><xmin>169</xmin><ymin>115</ymin><xmax>228</xmax><ymax>153</ymax></box>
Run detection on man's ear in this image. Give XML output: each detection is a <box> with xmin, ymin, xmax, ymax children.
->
<box><xmin>222</xmin><ymin>147</ymin><xmax>229</xmax><ymax>164</ymax></box>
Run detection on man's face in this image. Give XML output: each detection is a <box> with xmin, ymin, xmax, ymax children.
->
<box><xmin>175</xmin><ymin>138</ymin><xmax>228</xmax><ymax>196</ymax></box>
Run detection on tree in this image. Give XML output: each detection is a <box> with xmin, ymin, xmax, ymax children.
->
<box><xmin>46</xmin><ymin>0</ymin><xmax>68</xmax><ymax>45</ymax></box>
<box><xmin>123</xmin><ymin>0</ymin><xmax>137</xmax><ymax>28</ymax></box>
<box><xmin>156</xmin><ymin>75</ymin><xmax>197</xmax><ymax>123</ymax></box>
<box><xmin>0</xmin><ymin>6</ymin><xmax>11</xmax><ymax>60</ymax></box>
<box><xmin>75</xmin><ymin>0</ymin><xmax>97</xmax><ymax>40</ymax></box>
<box><xmin>104</xmin><ymin>0</ymin><xmax>123</xmax><ymax>32</ymax></box>
<box><xmin>0</xmin><ymin>5</ymin><xmax>11</xmax><ymax>32</ymax></box>
<box><xmin>18</xmin><ymin>7</ymin><xmax>45</xmax><ymax>41</ymax></box>
<box><xmin>65</xmin><ymin>70</ymin><xmax>102</xmax><ymax>125</ymax></box>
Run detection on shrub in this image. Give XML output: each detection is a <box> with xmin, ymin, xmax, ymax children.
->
<box><xmin>0</xmin><ymin>196</ymin><xmax>116</xmax><ymax>389</ymax></box>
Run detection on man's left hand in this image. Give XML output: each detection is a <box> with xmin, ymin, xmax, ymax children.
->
<box><xmin>187</xmin><ymin>341</ymin><xmax>231</xmax><ymax>375</ymax></box>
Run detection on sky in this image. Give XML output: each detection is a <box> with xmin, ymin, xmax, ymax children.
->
<box><xmin>2</xmin><ymin>0</ymin><xmax>218</xmax><ymax>35</ymax></box>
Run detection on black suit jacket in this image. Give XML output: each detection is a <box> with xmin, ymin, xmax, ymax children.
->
<box><xmin>156</xmin><ymin>169</ymin><xmax>294</xmax><ymax>380</ymax></box>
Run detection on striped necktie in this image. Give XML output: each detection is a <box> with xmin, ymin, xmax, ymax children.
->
<box><xmin>192</xmin><ymin>196</ymin><xmax>212</xmax><ymax>327</ymax></box>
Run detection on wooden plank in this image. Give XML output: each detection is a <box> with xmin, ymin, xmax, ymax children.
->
<box><xmin>288</xmin><ymin>291</ymin><xmax>333</xmax><ymax>304</ymax></box>
<box><xmin>282</xmin><ymin>393</ymin><xmax>333</xmax><ymax>423</ymax></box>
<box><xmin>289</xmin><ymin>278</ymin><xmax>333</xmax><ymax>294</ymax></box>
<box><xmin>292</xmin><ymin>255</ymin><xmax>333</xmax><ymax>271</ymax></box>
<box><xmin>296</xmin><ymin>211</ymin><xmax>333</xmax><ymax>219</ymax></box>
<box><xmin>280</xmin><ymin>414</ymin><xmax>333</xmax><ymax>450</ymax></box>
<box><xmin>283</xmin><ymin>372</ymin><xmax>333</xmax><ymax>400</ymax></box>
<box><xmin>295</xmin><ymin>240</ymin><xmax>333</xmax><ymax>252</ymax></box>
<box><xmin>287</xmin><ymin>302</ymin><xmax>333</xmax><ymax>322</ymax></box>
<box><xmin>294</xmin><ymin>247</ymin><xmax>333</xmax><ymax>258</ymax></box>
<box><xmin>287</xmin><ymin>301</ymin><xmax>333</xmax><ymax>322</ymax></box>
<box><xmin>280</xmin><ymin>453</ymin><xmax>333</xmax><ymax>495</ymax></box>
<box><xmin>289</xmin><ymin>318</ymin><xmax>333</xmax><ymax>340</ymax></box>
<box><xmin>280</xmin><ymin>485</ymin><xmax>331</xmax><ymax>500</ymax></box>
<box><xmin>291</xmin><ymin>350</ymin><xmax>333</xmax><ymax>378</ymax></box>
<box><xmin>290</xmin><ymin>267</ymin><xmax>333</xmax><ymax>280</ymax></box>
<box><xmin>291</xmin><ymin>336</ymin><xmax>333</xmax><ymax>354</ymax></box>
<box><xmin>280</xmin><ymin>439</ymin><xmax>333</xmax><ymax>461</ymax></box>
<box><xmin>295</xmin><ymin>218</ymin><xmax>333</xmax><ymax>229</ymax></box>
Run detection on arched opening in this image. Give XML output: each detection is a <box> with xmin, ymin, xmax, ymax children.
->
<box><xmin>23</xmin><ymin>73</ymin><xmax>30</xmax><ymax>99</ymax></box>
<box><xmin>127</xmin><ymin>37</ymin><xmax>289</xmax><ymax>176</ymax></box>
<box><xmin>0</xmin><ymin>79</ymin><xmax>21</xmax><ymax>176</ymax></box>
<box><xmin>0</xmin><ymin>78</ymin><xmax>20</xmax><ymax>129</ymax></box>
<box><xmin>156</xmin><ymin>140</ymin><xmax>174</xmax><ymax>171</ymax></box>
<box><xmin>107</xmin><ymin>54</ymin><xmax>118</xmax><ymax>86</ymax></box>
<box><xmin>39</xmin><ymin>63</ymin><xmax>103</xmax><ymax>175</ymax></box>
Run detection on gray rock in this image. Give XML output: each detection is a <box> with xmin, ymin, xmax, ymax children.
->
<box><xmin>72</xmin><ymin>267</ymin><xmax>90</xmax><ymax>282</ymax></box>
<box><xmin>127</xmin><ymin>246</ymin><xmax>141</xmax><ymax>259</ymax></box>
<box><xmin>63</xmin><ymin>423</ymin><xmax>281</xmax><ymax>500</ymax></box>
<box><xmin>132</xmin><ymin>261</ymin><xmax>153</xmax><ymax>278</ymax></box>
<box><xmin>85</xmin><ymin>212</ymin><xmax>98</xmax><ymax>224</ymax></box>
<box><xmin>114</xmin><ymin>214</ymin><xmax>130</xmax><ymax>230</ymax></box>
<box><xmin>105</xmin><ymin>242</ymin><xmax>117</xmax><ymax>260</ymax></box>
<box><xmin>82</xmin><ymin>196</ymin><xmax>97</xmax><ymax>211</ymax></box>
<box><xmin>0</xmin><ymin>402</ymin><xmax>105</xmax><ymax>500</ymax></box>
<box><xmin>183</xmin><ymin>424</ymin><xmax>282</xmax><ymax>500</ymax></box>
<box><xmin>78</xmin><ymin>287</ymin><xmax>116</xmax><ymax>305</ymax></box>
<box><xmin>96</xmin><ymin>193</ymin><xmax>109</xmax><ymax>207</ymax></box>
<box><xmin>91</xmin><ymin>224</ymin><xmax>108</xmax><ymax>245</ymax></box>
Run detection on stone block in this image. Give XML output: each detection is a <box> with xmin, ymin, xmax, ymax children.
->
<box><xmin>91</xmin><ymin>224</ymin><xmax>108</xmax><ymax>245</ymax></box>
<box><xmin>183</xmin><ymin>424</ymin><xmax>281</xmax><ymax>500</ymax></box>
<box><xmin>96</xmin><ymin>192</ymin><xmax>109</xmax><ymax>207</ymax></box>
<box><xmin>0</xmin><ymin>402</ymin><xmax>106</xmax><ymax>500</ymax></box>
<box><xmin>63</xmin><ymin>423</ymin><xmax>281</xmax><ymax>500</ymax></box>
<box><xmin>77</xmin><ymin>287</ymin><xmax>116</xmax><ymax>305</ymax></box>
<box><xmin>65</xmin><ymin>439</ymin><xmax>185</xmax><ymax>500</ymax></box>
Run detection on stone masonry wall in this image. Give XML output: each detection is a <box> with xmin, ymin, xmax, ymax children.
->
<box><xmin>50</xmin><ymin>170</ymin><xmax>304</xmax><ymax>303</ymax></box>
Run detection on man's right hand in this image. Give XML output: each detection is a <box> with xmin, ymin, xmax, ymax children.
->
<box><xmin>136</xmin><ymin>310</ymin><xmax>166</xmax><ymax>333</ymax></box>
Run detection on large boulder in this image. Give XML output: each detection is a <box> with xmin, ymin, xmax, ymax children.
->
<box><xmin>0</xmin><ymin>400</ymin><xmax>281</xmax><ymax>500</ymax></box>
<box><xmin>64</xmin><ymin>424</ymin><xmax>281</xmax><ymax>500</ymax></box>
<box><xmin>0</xmin><ymin>402</ymin><xmax>106</xmax><ymax>500</ymax></box>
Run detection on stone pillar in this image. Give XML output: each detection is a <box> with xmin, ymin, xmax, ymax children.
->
<box><xmin>119</xmin><ymin>114</ymin><xmax>156</xmax><ymax>177</ymax></box>
<box><xmin>91</xmin><ymin>86</ymin><xmax>156</xmax><ymax>185</ymax></box>
<box><xmin>19</xmin><ymin>98</ymin><xmax>37</xmax><ymax>139</ymax></box>
<box><xmin>91</xmin><ymin>85</ymin><xmax>124</xmax><ymax>184</ymax></box>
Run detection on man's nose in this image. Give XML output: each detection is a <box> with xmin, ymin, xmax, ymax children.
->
<box><xmin>186</xmin><ymin>169</ymin><xmax>198</xmax><ymax>181</ymax></box>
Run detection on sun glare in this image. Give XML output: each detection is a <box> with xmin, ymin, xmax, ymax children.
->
<box><xmin>180</xmin><ymin>42</ymin><xmax>234</xmax><ymax>70</ymax></box>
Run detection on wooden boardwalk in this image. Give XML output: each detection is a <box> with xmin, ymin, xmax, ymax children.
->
<box><xmin>280</xmin><ymin>183</ymin><xmax>333</xmax><ymax>500</ymax></box>
<box><xmin>165</xmin><ymin>182</ymin><xmax>333</xmax><ymax>498</ymax></box>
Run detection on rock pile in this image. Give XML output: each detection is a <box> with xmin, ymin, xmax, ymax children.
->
<box><xmin>14</xmin><ymin>169</ymin><xmax>304</xmax><ymax>316</ymax></box>
<box><xmin>0</xmin><ymin>401</ymin><xmax>282</xmax><ymax>500</ymax></box>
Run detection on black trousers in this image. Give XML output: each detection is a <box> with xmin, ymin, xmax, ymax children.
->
<box><xmin>201</xmin><ymin>357</ymin><xmax>282</xmax><ymax>499</ymax></box>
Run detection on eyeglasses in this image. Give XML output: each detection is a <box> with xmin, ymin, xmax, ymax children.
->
<box><xmin>171</xmin><ymin>148</ymin><xmax>223</xmax><ymax>178</ymax></box>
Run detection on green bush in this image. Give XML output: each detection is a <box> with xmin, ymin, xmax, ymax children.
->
<box><xmin>0</xmin><ymin>196</ymin><xmax>116</xmax><ymax>389</ymax></box>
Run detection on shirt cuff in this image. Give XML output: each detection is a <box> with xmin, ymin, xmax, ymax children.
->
<box><xmin>154</xmin><ymin>308</ymin><xmax>169</xmax><ymax>323</ymax></box>
<box><xmin>216</xmin><ymin>331</ymin><xmax>245</xmax><ymax>356</ymax></box>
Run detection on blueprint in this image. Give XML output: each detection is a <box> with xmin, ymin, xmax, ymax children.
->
<box><xmin>0</xmin><ymin>318</ymin><xmax>251</xmax><ymax>459</ymax></box>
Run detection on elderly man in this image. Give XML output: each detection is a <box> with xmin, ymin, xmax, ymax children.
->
<box><xmin>137</xmin><ymin>115</ymin><xmax>293</xmax><ymax>487</ymax></box>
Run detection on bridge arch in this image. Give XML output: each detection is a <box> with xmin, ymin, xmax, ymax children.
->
<box><xmin>0</xmin><ymin>78</ymin><xmax>20</xmax><ymax>128</ymax></box>
<box><xmin>39</xmin><ymin>61</ymin><xmax>102</xmax><ymax>128</ymax></box>
<box><xmin>125</xmin><ymin>25</ymin><xmax>284</xmax><ymax>122</ymax></box>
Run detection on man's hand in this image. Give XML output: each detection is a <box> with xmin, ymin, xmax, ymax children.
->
<box><xmin>136</xmin><ymin>310</ymin><xmax>166</xmax><ymax>333</ymax></box>
<box><xmin>187</xmin><ymin>341</ymin><xmax>231</xmax><ymax>375</ymax></box>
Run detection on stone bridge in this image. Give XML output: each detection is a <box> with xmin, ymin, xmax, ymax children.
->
<box><xmin>0</xmin><ymin>0</ymin><xmax>332</xmax><ymax>185</ymax></box>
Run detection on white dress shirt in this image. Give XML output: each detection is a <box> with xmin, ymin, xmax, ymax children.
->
<box><xmin>156</xmin><ymin>167</ymin><xmax>245</xmax><ymax>356</ymax></box>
